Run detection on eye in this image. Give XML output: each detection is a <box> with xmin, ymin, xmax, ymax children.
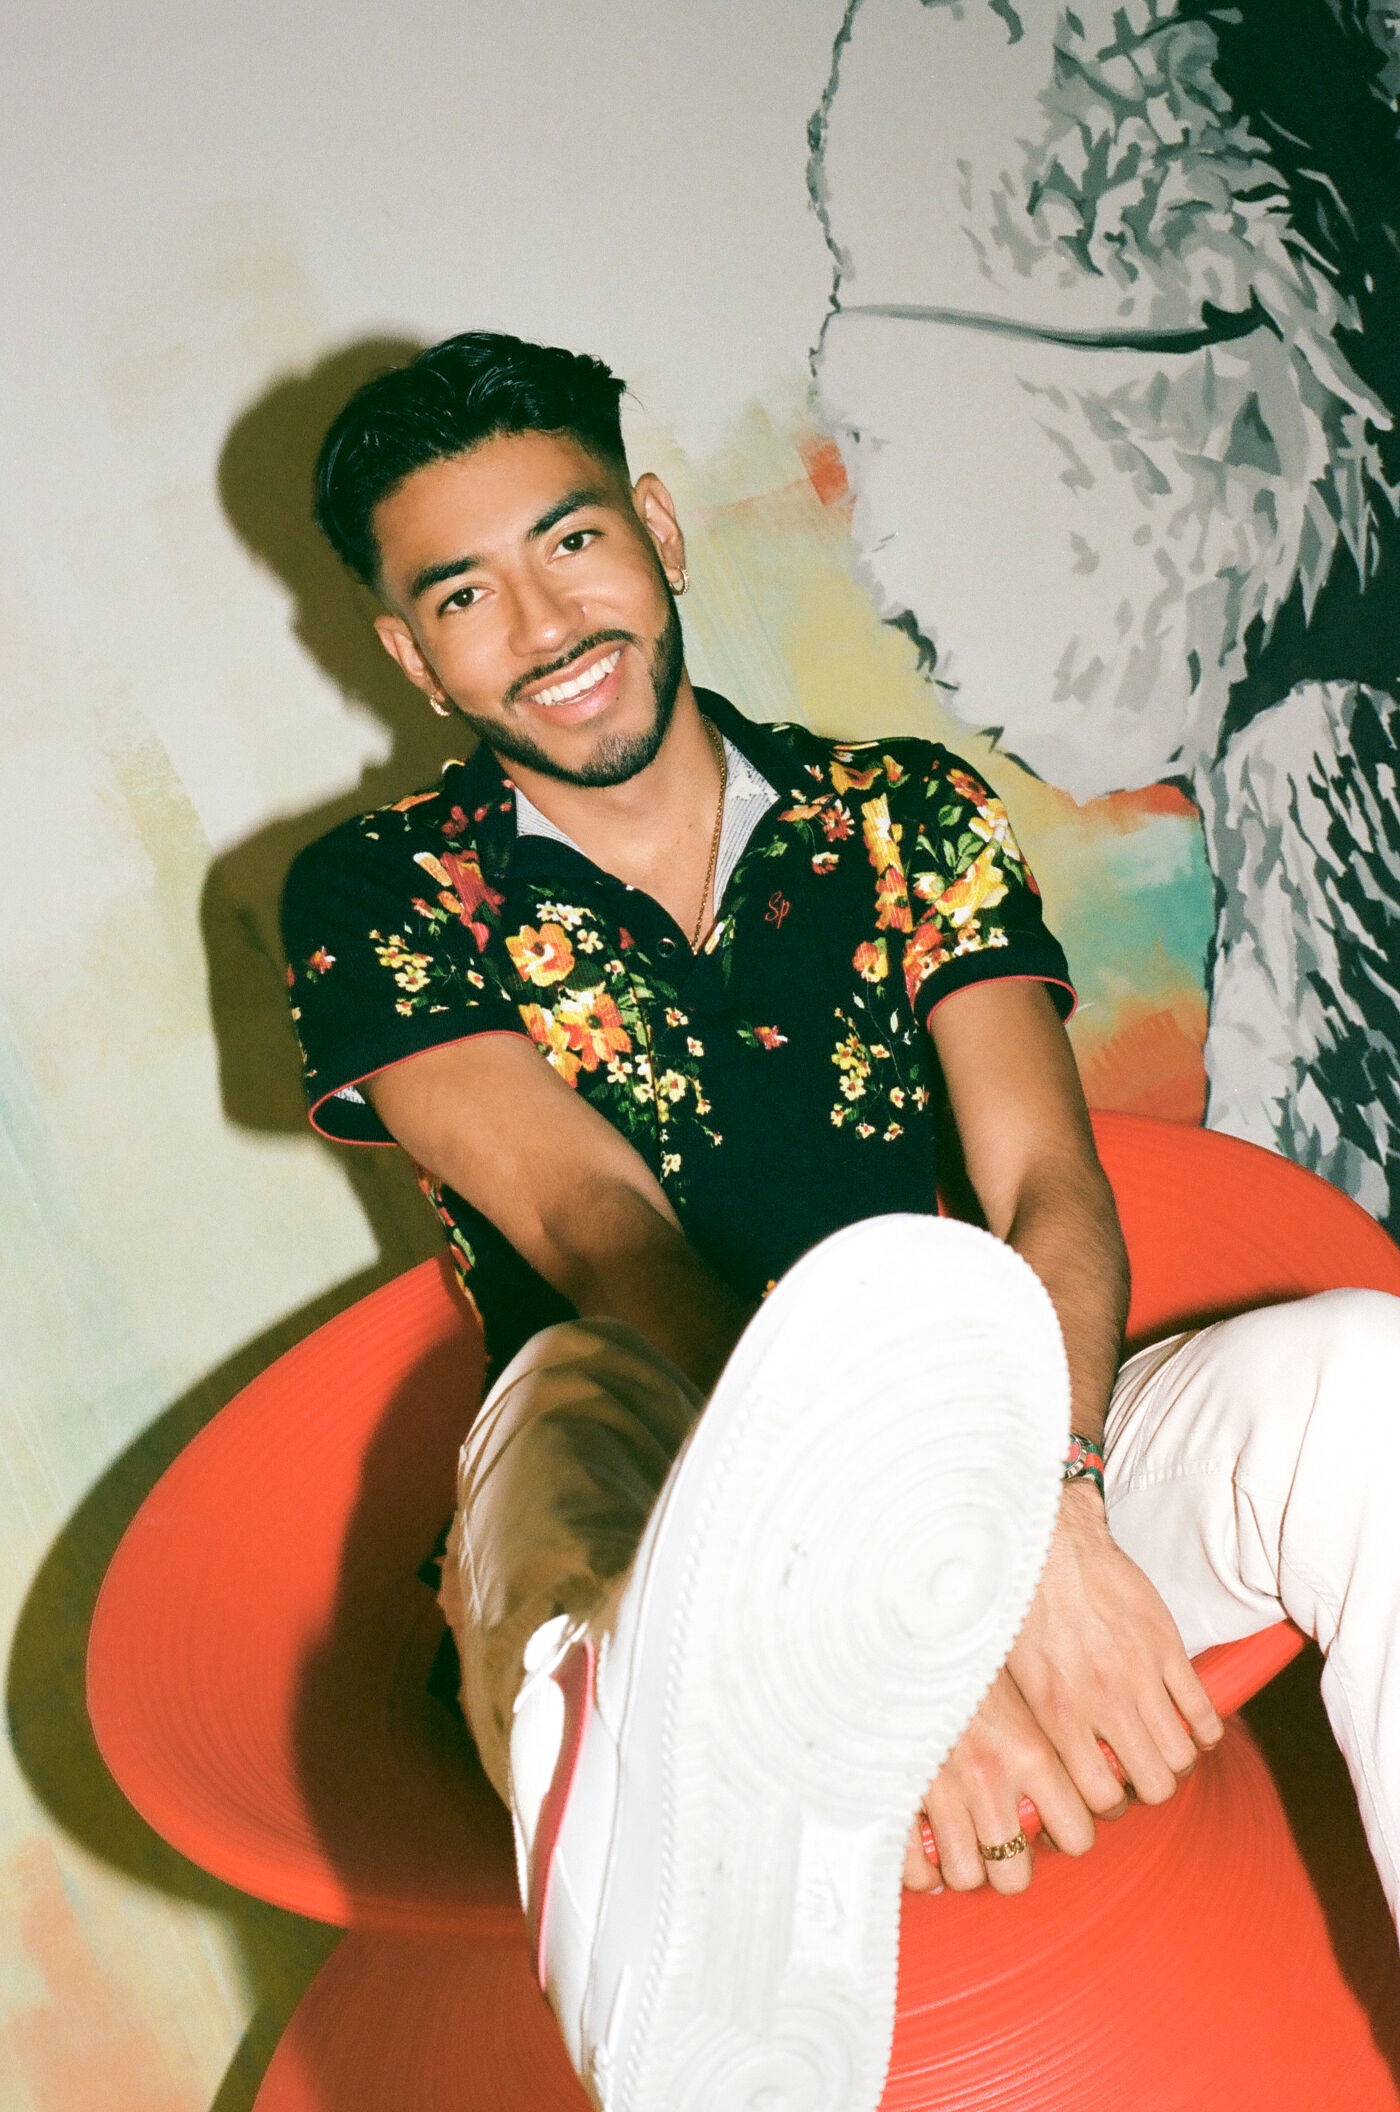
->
<box><xmin>556</xmin><ymin>527</ymin><xmax>599</xmax><ymax>555</ymax></box>
<box><xmin>439</xmin><ymin>581</ymin><xmax>481</xmax><ymax>614</ymax></box>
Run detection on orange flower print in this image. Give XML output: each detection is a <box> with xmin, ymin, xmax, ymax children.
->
<box><xmin>935</xmin><ymin>849</ymin><xmax>1008</xmax><ymax>928</ymax></box>
<box><xmin>882</xmin><ymin>755</ymin><xmax>906</xmax><ymax>785</ymax></box>
<box><xmin>507</xmin><ymin>922</ymin><xmax>576</xmax><ymax>986</ymax></box>
<box><xmin>413</xmin><ymin>848</ymin><xmax>505</xmax><ymax>950</ymax></box>
<box><xmin>779</xmin><ymin>800</ymin><xmax>825</xmax><ymax>824</ymax></box>
<box><xmin>831</xmin><ymin>759</ymin><xmax>880</xmax><ymax>794</ymax></box>
<box><xmin>819</xmin><ymin>803</ymin><xmax>853</xmax><ymax>841</ymax></box>
<box><xmin>753</xmin><ymin>1025</ymin><xmax>787</xmax><ymax>1048</ymax></box>
<box><xmin>441</xmin><ymin>849</ymin><xmax>506</xmax><ymax>946</ymax></box>
<box><xmin>812</xmin><ymin>851</ymin><xmax>840</xmax><ymax>875</ymax></box>
<box><xmin>903</xmin><ymin>919</ymin><xmax>951</xmax><ymax>1006</ymax></box>
<box><xmin>947</xmin><ymin>767</ymin><xmax>986</xmax><ymax>804</ymax></box>
<box><xmin>553</xmin><ymin>988</ymin><xmax>632</xmax><ymax>1071</ymax></box>
<box><xmin>307</xmin><ymin>947</ymin><xmax>335</xmax><ymax>977</ymax></box>
<box><xmin>519</xmin><ymin>1003</ymin><xmax>581</xmax><ymax>1086</ymax></box>
<box><xmin>852</xmin><ymin>938</ymin><xmax>888</xmax><ymax>983</ymax></box>
<box><xmin>875</xmin><ymin>864</ymin><xmax>913</xmax><ymax>933</ymax></box>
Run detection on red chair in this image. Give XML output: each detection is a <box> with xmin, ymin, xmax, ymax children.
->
<box><xmin>88</xmin><ymin>1116</ymin><xmax>1400</xmax><ymax>2108</ymax></box>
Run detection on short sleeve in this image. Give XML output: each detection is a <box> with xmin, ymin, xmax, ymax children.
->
<box><xmin>898</xmin><ymin>752</ymin><xmax>1075</xmax><ymax>1027</ymax></box>
<box><xmin>280</xmin><ymin>820</ymin><xmax>523</xmax><ymax>1144</ymax></box>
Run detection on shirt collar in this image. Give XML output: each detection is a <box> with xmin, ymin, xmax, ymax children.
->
<box><xmin>458</xmin><ymin>688</ymin><xmax>808</xmax><ymax>881</ymax></box>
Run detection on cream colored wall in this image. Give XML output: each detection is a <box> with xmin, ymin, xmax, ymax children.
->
<box><xmin>0</xmin><ymin>8</ymin><xmax>849</xmax><ymax>2105</ymax></box>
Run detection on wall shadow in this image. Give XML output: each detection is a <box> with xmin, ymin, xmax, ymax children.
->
<box><xmin>4</xmin><ymin>1275</ymin><xmax>394</xmax><ymax>2112</ymax></box>
<box><xmin>205</xmin><ymin>334</ymin><xmax>470</xmax><ymax>1279</ymax></box>
<box><xmin>8</xmin><ymin>337</ymin><xmax>486</xmax><ymax>2110</ymax></box>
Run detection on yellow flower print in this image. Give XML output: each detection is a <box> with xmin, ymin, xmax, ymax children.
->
<box><xmin>413</xmin><ymin>850</ymin><xmax>453</xmax><ymax>890</ymax></box>
<box><xmin>863</xmin><ymin>796</ymin><xmax>913</xmax><ymax>932</ymax></box>
<box><xmin>831</xmin><ymin>760</ymin><xmax>880</xmax><ymax>794</ymax></box>
<box><xmin>372</xmin><ymin>933</ymin><xmax>432</xmax><ymax>995</ymax></box>
<box><xmin>861</xmin><ymin>796</ymin><xmax>901</xmax><ymax>873</ymax></box>
<box><xmin>969</xmin><ymin>798</ymin><xmax>1017</xmax><ymax>851</ymax></box>
<box><xmin>519</xmin><ymin>1002</ymin><xmax>582</xmax><ymax>1086</ymax></box>
<box><xmin>936</xmin><ymin>850</ymin><xmax>1008</xmax><ymax>928</ymax></box>
<box><xmin>507</xmin><ymin>922</ymin><xmax>577</xmax><ymax>986</ymax></box>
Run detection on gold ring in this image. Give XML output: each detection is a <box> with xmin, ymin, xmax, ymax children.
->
<box><xmin>978</xmin><ymin>1830</ymin><xmax>1030</xmax><ymax>1862</ymax></box>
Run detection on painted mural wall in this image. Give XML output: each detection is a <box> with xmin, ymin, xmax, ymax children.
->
<box><xmin>1</xmin><ymin>4</ymin><xmax>1393</xmax><ymax>2108</ymax></box>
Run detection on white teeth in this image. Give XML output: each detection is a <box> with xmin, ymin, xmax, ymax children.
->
<box><xmin>532</xmin><ymin>647</ymin><xmax>621</xmax><ymax>708</ymax></box>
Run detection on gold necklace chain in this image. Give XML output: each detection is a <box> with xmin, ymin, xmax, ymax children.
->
<box><xmin>691</xmin><ymin>718</ymin><xmax>728</xmax><ymax>952</ymax></box>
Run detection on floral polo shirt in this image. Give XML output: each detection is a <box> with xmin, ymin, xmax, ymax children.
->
<box><xmin>281</xmin><ymin>689</ymin><xmax>1074</xmax><ymax>1377</ymax></box>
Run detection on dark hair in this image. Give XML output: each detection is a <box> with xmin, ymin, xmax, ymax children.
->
<box><xmin>313</xmin><ymin>330</ymin><xmax>629</xmax><ymax>588</ymax></box>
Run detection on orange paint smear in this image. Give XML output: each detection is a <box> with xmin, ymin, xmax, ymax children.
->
<box><xmin>5</xmin><ymin>1839</ymin><xmax>196</xmax><ymax>2112</ymax></box>
<box><xmin>1078</xmin><ymin>998</ymin><xmax>1208</xmax><ymax>1125</ymax></box>
<box><xmin>797</xmin><ymin>433</ymin><xmax>850</xmax><ymax>509</ymax></box>
<box><xmin>1078</xmin><ymin>781</ymin><xmax>1201</xmax><ymax>828</ymax></box>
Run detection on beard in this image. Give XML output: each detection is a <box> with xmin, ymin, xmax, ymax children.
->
<box><xmin>461</xmin><ymin>593</ymin><xmax>686</xmax><ymax>789</ymax></box>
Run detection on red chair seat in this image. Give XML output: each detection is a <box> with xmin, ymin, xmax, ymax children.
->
<box><xmin>87</xmin><ymin>1115</ymin><xmax>1400</xmax><ymax>1932</ymax></box>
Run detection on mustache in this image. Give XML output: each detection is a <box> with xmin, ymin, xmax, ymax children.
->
<box><xmin>505</xmin><ymin>630</ymin><xmax>638</xmax><ymax>706</ymax></box>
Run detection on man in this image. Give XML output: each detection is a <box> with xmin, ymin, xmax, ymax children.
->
<box><xmin>283</xmin><ymin>331</ymin><xmax>1400</xmax><ymax>2112</ymax></box>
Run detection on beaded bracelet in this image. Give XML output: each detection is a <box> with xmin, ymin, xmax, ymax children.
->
<box><xmin>1061</xmin><ymin>1433</ymin><xmax>1105</xmax><ymax>1499</ymax></box>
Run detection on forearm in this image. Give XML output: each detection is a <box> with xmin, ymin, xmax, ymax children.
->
<box><xmin>1000</xmin><ymin>1162</ymin><xmax>1129</xmax><ymax>1450</ymax></box>
<box><xmin>535</xmin><ymin>1175</ymin><xmax>753</xmax><ymax>1396</ymax></box>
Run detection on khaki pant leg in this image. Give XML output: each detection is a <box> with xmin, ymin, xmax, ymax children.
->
<box><xmin>440</xmin><ymin>1316</ymin><xmax>702</xmax><ymax>1803</ymax></box>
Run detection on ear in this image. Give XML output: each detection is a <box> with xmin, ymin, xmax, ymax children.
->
<box><xmin>632</xmin><ymin>472</ymin><xmax>685</xmax><ymax>583</ymax></box>
<box><xmin>374</xmin><ymin>612</ymin><xmax>441</xmax><ymax>697</ymax></box>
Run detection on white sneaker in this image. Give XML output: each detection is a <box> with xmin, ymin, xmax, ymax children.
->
<box><xmin>507</xmin><ymin>1215</ymin><xmax>1069</xmax><ymax>2112</ymax></box>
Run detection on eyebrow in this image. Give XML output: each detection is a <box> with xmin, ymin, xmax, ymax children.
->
<box><xmin>408</xmin><ymin>486</ymin><xmax>610</xmax><ymax>604</ymax></box>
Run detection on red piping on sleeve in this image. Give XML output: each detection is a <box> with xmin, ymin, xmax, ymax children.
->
<box><xmin>307</xmin><ymin>1028</ymin><xmax>536</xmax><ymax>1143</ymax></box>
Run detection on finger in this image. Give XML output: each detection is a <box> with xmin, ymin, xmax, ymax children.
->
<box><xmin>1167</xmin><ymin>1655</ymin><xmax>1225</xmax><ymax>1750</ymax></box>
<box><xmin>1019</xmin><ymin>1763</ymin><xmax>1096</xmax><ymax>1858</ymax></box>
<box><xmin>1138</xmin><ymin>1687</ymin><xmax>1203</xmax><ymax>1778</ymax></box>
<box><xmin>970</xmin><ymin>1804</ymin><xmax>1035</xmax><ymax>1896</ymax></box>
<box><xmin>902</xmin><ymin>1814</ymin><xmax>942</xmax><ymax>1893</ymax></box>
<box><xmin>919</xmin><ymin>1791</ymin><xmax>987</xmax><ymax>1893</ymax></box>
<box><xmin>1100</xmin><ymin>1711</ymin><xmax>1180</xmax><ymax>1807</ymax></box>
<box><xmin>1057</xmin><ymin>1730</ymin><xmax>1131</xmax><ymax>1818</ymax></box>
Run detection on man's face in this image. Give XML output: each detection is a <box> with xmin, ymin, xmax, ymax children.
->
<box><xmin>372</xmin><ymin>429</ymin><xmax>686</xmax><ymax>788</ymax></box>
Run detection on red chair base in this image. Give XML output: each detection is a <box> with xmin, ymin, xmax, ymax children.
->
<box><xmin>251</xmin><ymin>1719</ymin><xmax>1400</xmax><ymax>2111</ymax></box>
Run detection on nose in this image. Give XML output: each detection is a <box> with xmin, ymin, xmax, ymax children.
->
<box><xmin>504</xmin><ymin>563</ymin><xmax>575</xmax><ymax>664</ymax></box>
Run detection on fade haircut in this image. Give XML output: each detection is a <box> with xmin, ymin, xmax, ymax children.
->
<box><xmin>313</xmin><ymin>330</ymin><xmax>630</xmax><ymax>590</ymax></box>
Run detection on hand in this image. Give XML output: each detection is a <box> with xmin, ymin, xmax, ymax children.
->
<box><xmin>905</xmin><ymin>1485</ymin><xmax>1224</xmax><ymax>1895</ymax></box>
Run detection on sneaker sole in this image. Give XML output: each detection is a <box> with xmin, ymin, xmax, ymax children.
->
<box><xmin>574</xmin><ymin>1214</ymin><xmax>1069</xmax><ymax>2112</ymax></box>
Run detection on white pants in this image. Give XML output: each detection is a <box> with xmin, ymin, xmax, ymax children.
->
<box><xmin>441</xmin><ymin>1277</ymin><xmax>1400</xmax><ymax>1924</ymax></box>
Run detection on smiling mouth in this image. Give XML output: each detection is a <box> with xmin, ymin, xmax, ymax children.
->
<box><xmin>526</xmin><ymin>645</ymin><xmax>623</xmax><ymax>709</ymax></box>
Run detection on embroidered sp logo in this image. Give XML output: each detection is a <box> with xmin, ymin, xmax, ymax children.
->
<box><xmin>765</xmin><ymin>891</ymin><xmax>791</xmax><ymax>929</ymax></box>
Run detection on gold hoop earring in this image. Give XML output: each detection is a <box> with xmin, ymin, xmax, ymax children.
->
<box><xmin>670</xmin><ymin>567</ymin><xmax>689</xmax><ymax>596</ymax></box>
<box><xmin>427</xmin><ymin>691</ymin><xmax>451</xmax><ymax>718</ymax></box>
